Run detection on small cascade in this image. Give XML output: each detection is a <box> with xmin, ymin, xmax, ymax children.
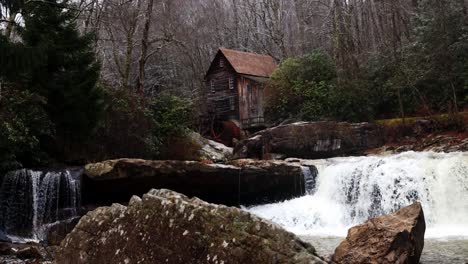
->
<box><xmin>0</xmin><ymin>168</ymin><xmax>82</xmax><ymax>241</ymax></box>
<box><xmin>301</xmin><ymin>166</ymin><xmax>318</xmax><ymax>194</ymax></box>
<box><xmin>248</xmin><ymin>152</ymin><xmax>468</xmax><ymax>238</ymax></box>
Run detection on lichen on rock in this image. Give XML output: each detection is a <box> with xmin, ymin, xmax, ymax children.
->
<box><xmin>56</xmin><ymin>189</ymin><xmax>326</xmax><ymax>264</ymax></box>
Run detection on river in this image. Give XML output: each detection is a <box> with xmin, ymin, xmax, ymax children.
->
<box><xmin>247</xmin><ymin>151</ymin><xmax>468</xmax><ymax>263</ymax></box>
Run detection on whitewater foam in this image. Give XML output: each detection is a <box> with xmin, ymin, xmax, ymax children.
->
<box><xmin>248</xmin><ymin>152</ymin><xmax>468</xmax><ymax>238</ymax></box>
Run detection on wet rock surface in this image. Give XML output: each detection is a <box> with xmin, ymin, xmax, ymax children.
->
<box><xmin>332</xmin><ymin>202</ymin><xmax>426</xmax><ymax>264</ymax></box>
<box><xmin>46</xmin><ymin>217</ymin><xmax>81</xmax><ymax>246</ymax></box>
<box><xmin>233</xmin><ymin>122</ymin><xmax>384</xmax><ymax>160</ymax></box>
<box><xmin>83</xmin><ymin>159</ymin><xmax>307</xmax><ymax>207</ymax></box>
<box><xmin>15</xmin><ymin>246</ymin><xmax>43</xmax><ymax>260</ymax></box>
<box><xmin>57</xmin><ymin>189</ymin><xmax>326</xmax><ymax>264</ymax></box>
<box><xmin>0</xmin><ymin>242</ymin><xmax>52</xmax><ymax>263</ymax></box>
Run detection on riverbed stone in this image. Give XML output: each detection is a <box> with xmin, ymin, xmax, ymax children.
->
<box><xmin>332</xmin><ymin>202</ymin><xmax>425</xmax><ymax>264</ymax></box>
<box><xmin>233</xmin><ymin>121</ymin><xmax>384</xmax><ymax>160</ymax></box>
<box><xmin>15</xmin><ymin>246</ymin><xmax>43</xmax><ymax>260</ymax></box>
<box><xmin>56</xmin><ymin>189</ymin><xmax>326</xmax><ymax>264</ymax></box>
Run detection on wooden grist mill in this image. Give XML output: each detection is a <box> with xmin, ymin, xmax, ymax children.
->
<box><xmin>201</xmin><ymin>48</ymin><xmax>277</xmax><ymax>146</ymax></box>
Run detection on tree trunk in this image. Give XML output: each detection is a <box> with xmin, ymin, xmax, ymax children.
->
<box><xmin>450</xmin><ymin>82</ymin><xmax>459</xmax><ymax>114</ymax></box>
<box><xmin>136</xmin><ymin>0</ymin><xmax>155</xmax><ymax>95</ymax></box>
<box><xmin>5</xmin><ymin>13</ymin><xmax>16</xmax><ymax>40</ymax></box>
<box><xmin>397</xmin><ymin>86</ymin><xmax>406</xmax><ymax>124</ymax></box>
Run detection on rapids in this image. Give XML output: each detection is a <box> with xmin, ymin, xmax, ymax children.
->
<box><xmin>248</xmin><ymin>152</ymin><xmax>468</xmax><ymax>238</ymax></box>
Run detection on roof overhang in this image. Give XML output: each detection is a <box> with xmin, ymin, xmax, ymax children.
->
<box><xmin>239</xmin><ymin>74</ymin><xmax>270</xmax><ymax>84</ymax></box>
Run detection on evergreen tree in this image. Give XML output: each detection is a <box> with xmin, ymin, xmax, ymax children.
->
<box><xmin>402</xmin><ymin>0</ymin><xmax>468</xmax><ymax>113</ymax></box>
<box><xmin>21</xmin><ymin>0</ymin><xmax>103</xmax><ymax>139</ymax></box>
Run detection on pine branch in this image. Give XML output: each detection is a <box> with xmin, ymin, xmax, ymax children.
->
<box><xmin>25</xmin><ymin>0</ymin><xmax>80</xmax><ymax>11</ymax></box>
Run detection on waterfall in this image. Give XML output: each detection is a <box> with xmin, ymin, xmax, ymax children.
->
<box><xmin>248</xmin><ymin>152</ymin><xmax>468</xmax><ymax>238</ymax></box>
<box><xmin>301</xmin><ymin>166</ymin><xmax>318</xmax><ymax>195</ymax></box>
<box><xmin>0</xmin><ymin>168</ymin><xmax>82</xmax><ymax>242</ymax></box>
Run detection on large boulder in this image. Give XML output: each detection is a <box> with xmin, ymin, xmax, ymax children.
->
<box><xmin>47</xmin><ymin>218</ymin><xmax>81</xmax><ymax>246</ymax></box>
<box><xmin>233</xmin><ymin>122</ymin><xmax>384</xmax><ymax>160</ymax></box>
<box><xmin>189</xmin><ymin>132</ymin><xmax>233</xmax><ymax>162</ymax></box>
<box><xmin>83</xmin><ymin>159</ymin><xmax>308</xmax><ymax>207</ymax></box>
<box><xmin>56</xmin><ymin>189</ymin><xmax>326</xmax><ymax>264</ymax></box>
<box><xmin>332</xmin><ymin>202</ymin><xmax>425</xmax><ymax>264</ymax></box>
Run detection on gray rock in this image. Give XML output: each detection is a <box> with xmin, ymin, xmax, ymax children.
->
<box><xmin>83</xmin><ymin>159</ymin><xmax>309</xmax><ymax>207</ymax></box>
<box><xmin>56</xmin><ymin>189</ymin><xmax>326</xmax><ymax>264</ymax></box>
<box><xmin>189</xmin><ymin>132</ymin><xmax>233</xmax><ymax>162</ymax></box>
<box><xmin>46</xmin><ymin>218</ymin><xmax>81</xmax><ymax>246</ymax></box>
<box><xmin>233</xmin><ymin>121</ymin><xmax>384</xmax><ymax>160</ymax></box>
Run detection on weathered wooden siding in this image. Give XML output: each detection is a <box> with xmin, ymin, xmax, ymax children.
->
<box><xmin>204</xmin><ymin>52</ymin><xmax>267</xmax><ymax>129</ymax></box>
<box><xmin>238</xmin><ymin>76</ymin><xmax>265</xmax><ymax>128</ymax></box>
<box><xmin>205</xmin><ymin>54</ymin><xmax>239</xmax><ymax>120</ymax></box>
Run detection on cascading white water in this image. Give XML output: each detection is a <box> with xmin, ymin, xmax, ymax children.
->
<box><xmin>0</xmin><ymin>168</ymin><xmax>82</xmax><ymax>242</ymax></box>
<box><xmin>248</xmin><ymin>152</ymin><xmax>468</xmax><ymax>238</ymax></box>
<box><xmin>301</xmin><ymin>166</ymin><xmax>318</xmax><ymax>195</ymax></box>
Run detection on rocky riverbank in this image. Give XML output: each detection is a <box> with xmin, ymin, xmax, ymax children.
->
<box><xmin>0</xmin><ymin>189</ymin><xmax>428</xmax><ymax>264</ymax></box>
<box><xmin>369</xmin><ymin>133</ymin><xmax>468</xmax><ymax>154</ymax></box>
<box><xmin>82</xmin><ymin>158</ymin><xmax>309</xmax><ymax>207</ymax></box>
<box><xmin>233</xmin><ymin>120</ymin><xmax>467</xmax><ymax>160</ymax></box>
<box><xmin>233</xmin><ymin>122</ymin><xmax>385</xmax><ymax>160</ymax></box>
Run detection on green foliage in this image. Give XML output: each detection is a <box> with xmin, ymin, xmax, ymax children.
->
<box><xmin>85</xmin><ymin>89</ymin><xmax>154</xmax><ymax>160</ymax></box>
<box><xmin>329</xmin><ymin>79</ymin><xmax>377</xmax><ymax>122</ymax></box>
<box><xmin>0</xmin><ymin>0</ymin><xmax>194</xmax><ymax>165</ymax></box>
<box><xmin>0</xmin><ymin>86</ymin><xmax>52</xmax><ymax>171</ymax></box>
<box><xmin>0</xmin><ymin>35</ymin><xmax>43</xmax><ymax>80</ymax></box>
<box><xmin>395</xmin><ymin>0</ymin><xmax>468</xmax><ymax>113</ymax></box>
<box><xmin>145</xmin><ymin>95</ymin><xmax>193</xmax><ymax>155</ymax></box>
<box><xmin>265</xmin><ymin>51</ymin><xmax>336</xmax><ymax>122</ymax></box>
<box><xmin>87</xmin><ymin>90</ymin><xmax>193</xmax><ymax>161</ymax></box>
<box><xmin>0</xmin><ymin>0</ymin><xmax>104</xmax><ymax>167</ymax></box>
<box><xmin>266</xmin><ymin>51</ymin><xmax>380</xmax><ymax>122</ymax></box>
<box><xmin>21</xmin><ymin>0</ymin><xmax>104</xmax><ymax>138</ymax></box>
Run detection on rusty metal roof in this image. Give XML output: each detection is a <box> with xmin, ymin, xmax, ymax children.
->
<box><xmin>219</xmin><ymin>48</ymin><xmax>277</xmax><ymax>77</ymax></box>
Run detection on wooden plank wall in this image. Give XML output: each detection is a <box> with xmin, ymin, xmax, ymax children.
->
<box><xmin>238</xmin><ymin>76</ymin><xmax>265</xmax><ymax>127</ymax></box>
<box><xmin>205</xmin><ymin>54</ymin><xmax>238</xmax><ymax>120</ymax></box>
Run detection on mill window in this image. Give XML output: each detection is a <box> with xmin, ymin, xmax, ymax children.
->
<box><xmin>220</xmin><ymin>58</ymin><xmax>225</xmax><ymax>68</ymax></box>
<box><xmin>211</xmin><ymin>80</ymin><xmax>215</xmax><ymax>93</ymax></box>
<box><xmin>229</xmin><ymin>77</ymin><xmax>235</xmax><ymax>90</ymax></box>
